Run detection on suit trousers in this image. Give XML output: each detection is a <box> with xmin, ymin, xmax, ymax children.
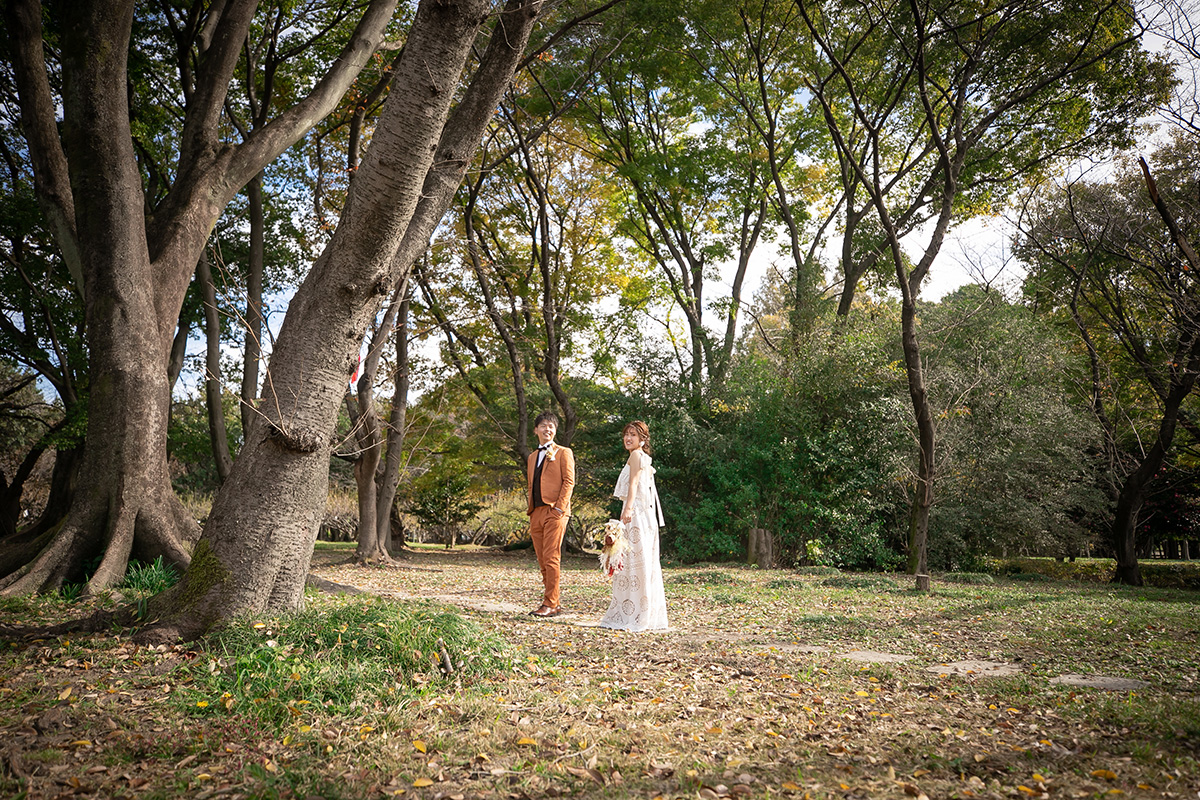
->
<box><xmin>529</xmin><ymin>505</ymin><xmax>569</xmax><ymax>608</ymax></box>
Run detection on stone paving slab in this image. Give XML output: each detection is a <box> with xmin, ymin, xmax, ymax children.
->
<box><xmin>840</xmin><ymin>650</ymin><xmax>915</xmax><ymax>663</ymax></box>
<box><xmin>1050</xmin><ymin>674</ymin><xmax>1149</xmax><ymax>691</ymax></box>
<box><xmin>925</xmin><ymin>660</ymin><xmax>1021</xmax><ymax>677</ymax></box>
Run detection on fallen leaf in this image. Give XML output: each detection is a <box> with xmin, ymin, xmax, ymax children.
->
<box><xmin>58</xmin><ymin>686</ymin><xmax>72</xmax><ymax>701</ymax></box>
<box><xmin>565</xmin><ymin>766</ymin><xmax>605</xmax><ymax>784</ymax></box>
<box><xmin>516</xmin><ymin>737</ymin><xmax>537</xmax><ymax>746</ymax></box>
<box><xmin>412</xmin><ymin>777</ymin><xmax>434</xmax><ymax>787</ymax></box>
<box><xmin>781</xmin><ymin>782</ymin><xmax>802</xmax><ymax>792</ymax></box>
<box><xmin>413</xmin><ymin>740</ymin><xmax>427</xmax><ymax>753</ymax></box>
<box><xmin>1091</xmin><ymin>769</ymin><xmax>1118</xmax><ymax>781</ymax></box>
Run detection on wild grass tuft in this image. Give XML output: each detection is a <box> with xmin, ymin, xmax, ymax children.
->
<box><xmin>121</xmin><ymin>556</ymin><xmax>180</xmax><ymax>595</ymax></box>
<box><xmin>180</xmin><ymin>596</ymin><xmax>510</xmax><ymax>730</ymax></box>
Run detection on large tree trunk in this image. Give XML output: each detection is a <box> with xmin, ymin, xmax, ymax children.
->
<box><xmin>0</xmin><ymin>0</ymin><xmax>198</xmax><ymax>596</ymax></box>
<box><xmin>3</xmin><ymin>0</ymin><xmax>398</xmax><ymax>595</ymax></box>
<box><xmin>901</xmin><ymin>297</ymin><xmax>935</xmax><ymax>576</ymax></box>
<box><xmin>143</xmin><ymin>0</ymin><xmax>540</xmax><ymax>641</ymax></box>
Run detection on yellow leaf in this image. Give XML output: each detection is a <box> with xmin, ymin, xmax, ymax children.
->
<box><xmin>706</xmin><ymin>727</ymin><xmax>723</xmax><ymax>734</ymax></box>
<box><xmin>1137</xmin><ymin>784</ymin><xmax>1153</xmax><ymax>790</ymax></box>
<box><xmin>264</xmin><ymin>761</ymin><xmax>277</xmax><ymax>773</ymax></box>
<box><xmin>412</xmin><ymin>777</ymin><xmax>434</xmax><ymax>787</ymax></box>
<box><xmin>299</xmin><ymin>725</ymin><xmax>311</xmax><ymax>733</ymax></box>
<box><xmin>517</xmin><ymin>737</ymin><xmax>537</xmax><ymax>745</ymax></box>
<box><xmin>855</xmin><ymin>691</ymin><xmax>870</xmax><ymax>697</ymax></box>
<box><xmin>1032</xmin><ymin>773</ymin><xmax>1046</xmax><ymax>783</ymax></box>
<box><xmin>196</xmin><ymin>773</ymin><xmax>212</xmax><ymax>781</ymax></box>
<box><xmin>1091</xmin><ymin>769</ymin><xmax>1118</xmax><ymax>781</ymax></box>
<box><xmin>360</xmin><ymin>725</ymin><xmax>374</xmax><ymax>734</ymax></box>
<box><xmin>253</xmin><ymin>622</ymin><xmax>266</xmax><ymax>629</ymax></box>
<box><xmin>839</xmin><ymin>783</ymin><xmax>850</xmax><ymax>790</ymax></box>
<box><xmin>290</xmin><ymin>672</ymin><xmax>301</xmax><ymax>681</ymax></box>
<box><xmin>913</xmin><ymin>769</ymin><xmax>930</xmax><ymax>778</ymax></box>
<box><xmin>782</xmin><ymin>782</ymin><xmax>803</xmax><ymax>792</ymax></box>
<box><xmin>1018</xmin><ymin>787</ymin><xmax>1038</xmax><ymax>795</ymax></box>
<box><xmin>413</xmin><ymin>740</ymin><xmax>427</xmax><ymax>753</ymax></box>
<box><xmin>68</xmin><ymin>740</ymin><xmax>91</xmax><ymax>747</ymax></box>
<box><xmin>196</xmin><ymin>700</ymin><xmax>209</xmax><ymax>708</ymax></box>
<box><xmin>58</xmin><ymin>686</ymin><xmax>72</xmax><ymax>700</ymax></box>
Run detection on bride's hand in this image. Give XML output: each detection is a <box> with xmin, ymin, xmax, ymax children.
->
<box><xmin>620</xmin><ymin>510</ymin><xmax>632</xmax><ymax>524</ymax></box>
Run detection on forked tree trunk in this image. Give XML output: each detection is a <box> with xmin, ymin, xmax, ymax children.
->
<box><xmin>375</xmin><ymin>292</ymin><xmax>411</xmax><ymax>554</ymax></box>
<box><xmin>0</xmin><ymin>1</ymin><xmax>198</xmax><ymax>596</ymax></box>
<box><xmin>2</xmin><ymin>0</ymin><xmax>398</xmax><ymax>597</ymax></box>
<box><xmin>142</xmin><ymin>0</ymin><xmax>540</xmax><ymax>641</ymax></box>
<box><xmin>349</xmin><ymin>285</ymin><xmax>403</xmax><ymax>564</ymax></box>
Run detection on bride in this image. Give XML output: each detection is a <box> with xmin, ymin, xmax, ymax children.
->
<box><xmin>599</xmin><ymin>420</ymin><xmax>668</xmax><ymax>631</ymax></box>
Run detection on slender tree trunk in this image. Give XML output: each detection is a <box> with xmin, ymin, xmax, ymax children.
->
<box><xmin>143</xmin><ymin>0</ymin><xmax>540</xmax><ymax>641</ymax></box>
<box><xmin>198</xmin><ymin>251</ymin><xmax>234</xmax><ymax>483</ymax></box>
<box><xmin>241</xmin><ymin>173</ymin><xmax>266</xmax><ymax>437</ymax></box>
<box><xmin>375</xmin><ymin>292</ymin><xmax>411</xmax><ymax>554</ymax></box>
<box><xmin>902</xmin><ymin>295</ymin><xmax>935</xmax><ymax>576</ymax></box>
<box><xmin>351</xmin><ymin>284</ymin><xmax>403</xmax><ymax>564</ymax></box>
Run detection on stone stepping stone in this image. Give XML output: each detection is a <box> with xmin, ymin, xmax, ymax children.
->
<box><xmin>1050</xmin><ymin>674</ymin><xmax>1149</xmax><ymax>691</ymax></box>
<box><xmin>769</xmin><ymin>644</ymin><xmax>831</xmax><ymax>655</ymax></box>
<box><xmin>925</xmin><ymin>660</ymin><xmax>1021</xmax><ymax>677</ymax></box>
<box><xmin>840</xmin><ymin>650</ymin><xmax>915</xmax><ymax>663</ymax></box>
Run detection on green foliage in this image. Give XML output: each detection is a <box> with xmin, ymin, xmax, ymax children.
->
<box><xmin>922</xmin><ymin>286</ymin><xmax>1107</xmax><ymax>568</ymax></box>
<box><xmin>988</xmin><ymin>557</ymin><xmax>1200</xmax><ymax>590</ymax></box>
<box><xmin>182</xmin><ymin>597</ymin><xmax>510</xmax><ymax>730</ymax></box>
<box><xmin>167</xmin><ymin>390</ymin><xmax>243</xmax><ymax>496</ymax></box>
<box><xmin>637</xmin><ymin>311</ymin><xmax>910</xmax><ymax>567</ymax></box>
<box><xmin>405</xmin><ymin>469</ymin><xmax>483</xmax><ymax>544</ymax></box>
<box><xmin>120</xmin><ymin>556</ymin><xmax>180</xmax><ymax>595</ymax></box>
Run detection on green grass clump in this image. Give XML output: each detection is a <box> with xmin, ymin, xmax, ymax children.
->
<box><xmin>1009</xmin><ymin>572</ymin><xmax>1054</xmax><ymax>582</ymax></box>
<box><xmin>821</xmin><ymin>575</ymin><xmax>897</xmax><ymax>590</ymax></box>
<box><xmin>668</xmin><ymin>570</ymin><xmax>737</xmax><ymax>586</ymax></box>
<box><xmin>941</xmin><ymin>572</ymin><xmax>995</xmax><ymax>585</ymax></box>
<box><xmin>766</xmin><ymin>578</ymin><xmax>806</xmax><ymax>591</ymax></box>
<box><xmin>181</xmin><ymin>596</ymin><xmax>510</xmax><ymax>729</ymax></box>
<box><xmin>121</xmin><ymin>556</ymin><xmax>180</xmax><ymax>595</ymax></box>
<box><xmin>795</xmin><ymin>566</ymin><xmax>841</xmax><ymax>576</ymax></box>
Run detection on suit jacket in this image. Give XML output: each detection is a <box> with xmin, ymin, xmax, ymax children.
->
<box><xmin>526</xmin><ymin>443</ymin><xmax>575</xmax><ymax>516</ymax></box>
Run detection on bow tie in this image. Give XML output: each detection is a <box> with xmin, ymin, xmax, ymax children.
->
<box><xmin>537</xmin><ymin>443</ymin><xmax>551</xmax><ymax>451</ymax></box>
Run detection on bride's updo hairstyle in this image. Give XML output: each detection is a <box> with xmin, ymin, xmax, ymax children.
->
<box><xmin>623</xmin><ymin>420</ymin><xmax>651</xmax><ymax>454</ymax></box>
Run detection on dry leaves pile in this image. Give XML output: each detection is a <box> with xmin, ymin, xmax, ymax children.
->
<box><xmin>1</xmin><ymin>545</ymin><xmax>1197</xmax><ymax>799</ymax></box>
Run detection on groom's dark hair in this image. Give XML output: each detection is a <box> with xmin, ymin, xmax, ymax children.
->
<box><xmin>534</xmin><ymin>410</ymin><xmax>559</xmax><ymax>427</ymax></box>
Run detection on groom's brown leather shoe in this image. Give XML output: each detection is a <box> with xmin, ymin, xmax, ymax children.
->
<box><xmin>531</xmin><ymin>605</ymin><xmax>562</xmax><ymax>617</ymax></box>
<box><xmin>530</xmin><ymin>605</ymin><xmax>552</xmax><ymax>616</ymax></box>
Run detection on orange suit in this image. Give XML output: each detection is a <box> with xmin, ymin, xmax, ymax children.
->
<box><xmin>526</xmin><ymin>443</ymin><xmax>575</xmax><ymax>608</ymax></box>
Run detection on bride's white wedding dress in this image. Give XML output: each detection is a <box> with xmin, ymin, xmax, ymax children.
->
<box><xmin>599</xmin><ymin>456</ymin><xmax>668</xmax><ymax>631</ymax></box>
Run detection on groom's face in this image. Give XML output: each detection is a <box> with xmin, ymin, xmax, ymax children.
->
<box><xmin>535</xmin><ymin>420</ymin><xmax>557</xmax><ymax>445</ymax></box>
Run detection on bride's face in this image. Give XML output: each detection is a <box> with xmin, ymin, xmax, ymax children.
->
<box><xmin>623</xmin><ymin>428</ymin><xmax>642</xmax><ymax>452</ymax></box>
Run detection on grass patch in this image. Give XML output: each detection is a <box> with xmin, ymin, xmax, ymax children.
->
<box><xmin>821</xmin><ymin>574</ymin><xmax>898</xmax><ymax>590</ymax></box>
<box><xmin>766</xmin><ymin>578</ymin><xmax>807</xmax><ymax>591</ymax></box>
<box><xmin>795</xmin><ymin>565</ymin><xmax>841</xmax><ymax>576</ymax></box>
<box><xmin>667</xmin><ymin>570</ymin><xmax>738</xmax><ymax>586</ymax></box>
<box><xmin>179</xmin><ymin>596</ymin><xmax>511</xmax><ymax>730</ymax></box>
<box><xmin>121</xmin><ymin>556</ymin><xmax>180</xmax><ymax>595</ymax></box>
<box><xmin>940</xmin><ymin>572</ymin><xmax>995</xmax><ymax>585</ymax></box>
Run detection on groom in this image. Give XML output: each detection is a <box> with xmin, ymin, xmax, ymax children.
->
<box><xmin>526</xmin><ymin>411</ymin><xmax>575</xmax><ymax>618</ymax></box>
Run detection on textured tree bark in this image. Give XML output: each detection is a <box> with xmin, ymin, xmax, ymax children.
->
<box><xmin>143</xmin><ymin>0</ymin><xmax>541</xmax><ymax>641</ymax></box>
<box><xmin>2</xmin><ymin>0</ymin><xmax>398</xmax><ymax>595</ymax></box>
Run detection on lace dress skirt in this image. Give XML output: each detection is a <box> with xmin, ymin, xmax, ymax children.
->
<box><xmin>599</xmin><ymin>460</ymin><xmax>668</xmax><ymax>631</ymax></box>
